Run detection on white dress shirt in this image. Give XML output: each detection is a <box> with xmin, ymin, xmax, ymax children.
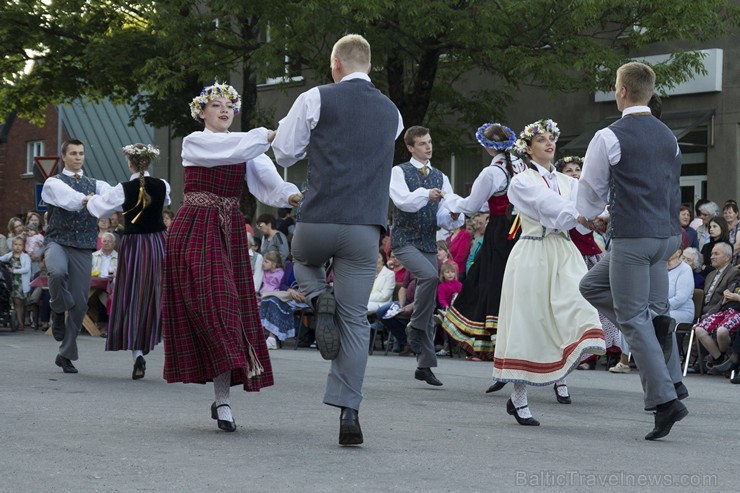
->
<box><xmin>41</xmin><ymin>169</ymin><xmax>113</xmax><ymax>211</ymax></box>
<box><xmin>508</xmin><ymin>162</ymin><xmax>585</xmax><ymax>233</ymax></box>
<box><xmin>86</xmin><ymin>171</ymin><xmax>172</xmax><ymax>218</ymax></box>
<box><xmin>445</xmin><ymin>154</ymin><xmax>527</xmax><ymax>216</ymax></box>
<box><xmin>389</xmin><ymin>157</ymin><xmax>464</xmax><ymax>231</ymax></box>
<box><xmin>272</xmin><ymin>72</ymin><xmax>404</xmax><ymax>167</ymax></box>
<box><xmin>182</xmin><ymin>128</ymin><xmax>300</xmax><ymax>209</ymax></box>
<box><xmin>578</xmin><ymin>105</ymin><xmax>680</xmax><ymax>220</ymax></box>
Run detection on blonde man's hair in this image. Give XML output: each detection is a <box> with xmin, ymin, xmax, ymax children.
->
<box><xmin>617</xmin><ymin>62</ymin><xmax>655</xmax><ymax>104</ymax></box>
<box><xmin>330</xmin><ymin>34</ymin><xmax>371</xmax><ymax>71</ymax></box>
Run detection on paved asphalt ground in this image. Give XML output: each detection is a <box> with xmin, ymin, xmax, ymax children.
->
<box><xmin>1</xmin><ymin>328</ymin><xmax>737</xmax><ymax>492</ymax></box>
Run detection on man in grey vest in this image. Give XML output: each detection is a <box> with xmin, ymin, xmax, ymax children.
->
<box><xmin>41</xmin><ymin>139</ymin><xmax>112</xmax><ymax>373</ymax></box>
<box><xmin>272</xmin><ymin>34</ymin><xmax>403</xmax><ymax>446</ymax></box>
<box><xmin>577</xmin><ymin>62</ymin><xmax>687</xmax><ymax>440</ymax></box>
<box><xmin>389</xmin><ymin>126</ymin><xmax>463</xmax><ymax>386</ymax></box>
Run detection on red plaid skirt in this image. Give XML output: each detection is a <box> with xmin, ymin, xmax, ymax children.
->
<box><xmin>162</xmin><ymin>164</ymin><xmax>273</xmax><ymax>391</ymax></box>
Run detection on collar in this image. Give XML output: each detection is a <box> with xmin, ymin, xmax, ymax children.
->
<box><xmin>130</xmin><ymin>171</ymin><xmax>151</xmax><ymax>180</ymax></box>
<box><xmin>531</xmin><ymin>161</ymin><xmax>555</xmax><ymax>177</ymax></box>
<box><xmin>340</xmin><ymin>72</ymin><xmax>371</xmax><ymax>83</ymax></box>
<box><xmin>202</xmin><ymin>128</ymin><xmax>229</xmax><ymax>135</ymax></box>
<box><xmin>621</xmin><ymin>105</ymin><xmax>651</xmax><ymax>117</ymax></box>
<box><xmin>62</xmin><ymin>169</ymin><xmax>84</xmax><ymax>177</ymax></box>
<box><xmin>409</xmin><ymin>157</ymin><xmax>431</xmax><ymax>169</ymax></box>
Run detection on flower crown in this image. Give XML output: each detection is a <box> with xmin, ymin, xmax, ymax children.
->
<box><xmin>555</xmin><ymin>155</ymin><xmax>583</xmax><ymax>170</ymax></box>
<box><xmin>512</xmin><ymin>119</ymin><xmax>560</xmax><ymax>155</ymax></box>
<box><xmin>189</xmin><ymin>82</ymin><xmax>242</xmax><ymax>122</ymax></box>
<box><xmin>122</xmin><ymin>144</ymin><xmax>160</xmax><ymax>160</ymax></box>
<box><xmin>475</xmin><ymin>123</ymin><xmax>516</xmax><ymax>151</ymax></box>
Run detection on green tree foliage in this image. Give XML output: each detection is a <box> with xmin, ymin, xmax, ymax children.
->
<box><xmin>1</xmin><ymin>0</ymin><xmax>738</xmax><ymax>151</ymax></box>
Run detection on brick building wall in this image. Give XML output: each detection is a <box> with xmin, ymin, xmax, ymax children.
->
<box><xmin>0</xmin><ymin>106</ymin><xmax>65</xmax><ymax>225</ymax></box>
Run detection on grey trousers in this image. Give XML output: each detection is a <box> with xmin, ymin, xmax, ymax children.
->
<box><xmin>291</xmin><ymin>223</ymin><xmax>380</xmax><ymax>411</ymax></box>
<box><xmin>44</xmin><ymin>241</ymin><xmax>93</xmax><ymax>361</ymax></box>
<box><xmin>392</xmin><ymin>245</ymin><xmax>439</xmax><ymax>368</ymax></box>
<box><xmin>580</xmin><ymin>236</ymin><xmax>678</xmax><ymax>408</ymax></box>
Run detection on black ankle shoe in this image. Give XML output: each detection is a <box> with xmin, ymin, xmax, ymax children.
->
<box><xmin>554</xmin><ymin>383</ymin><xmax>571</xmax><ymax>404</ymax></box>
<box><xmin>132</xmin><ymin>356</ymin><xmax>146</xmax><ymax>380</ymax></box>
<box><xmin>339</xmin><ymin>407</ymin><xmax>363</xmax><ymax>446</ymax></box>
<box><xmin>485</xmin><ymin>382</ymin><xmax>507</xmax><ymax>393</ymax></box>
<box><xmin>506</xmin><ymin>399</ymin><xmax>540</xmax><ymax>426</ymax></box>
<box><xmin>645</xmin><ymin>399</ymin><xmax>688</xmax><ymax>440</ymax></box>
<box><xmin>210</xmin><ymin>402</ymin><xmax>236</xmax><ymax>432</ymax></box>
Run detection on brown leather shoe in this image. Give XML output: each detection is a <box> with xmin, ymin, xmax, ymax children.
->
<box><xmin>398</xmin><ymin>344</ymin><xmax>411</xmax><ymax>356</ymax></box>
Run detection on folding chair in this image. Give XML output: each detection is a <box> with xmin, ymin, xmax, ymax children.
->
<box><xmin>678</xmin><ymin>288</ymin><xmax>705</xmax><ymax>377</ymax></box>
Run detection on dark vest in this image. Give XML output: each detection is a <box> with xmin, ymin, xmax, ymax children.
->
<box><xmin>390</xmin><ymin>163</ymin><xmax>444</xmax><ymax>253</ymax></box>
<box><xmin>608</xmin><ymin>114</ymin><xmax>679</xmax><ymax>238</ymax></box>
<box><xmin>299</xmin><ymin>78</ymin><xmax>399</xmax><ymax>230</ymax></box>
<box><xmin>121</xmin><ymin>177</ymin><xmax>167</xmax><ymax>234</ymax></box>
<box><xmin>45</xmin><ymin>173</ymin><xmax>98</xmax><ymax>250</ymax></box>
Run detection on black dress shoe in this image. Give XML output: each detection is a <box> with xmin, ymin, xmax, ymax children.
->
<box><xmin>485</xmin><ymin>382</ymin><xmax>507</xmax><ymax>393</ymax></box>
<box><xmin>652</xmin><ymin>315</ymin><xmax>676</xmax><ymax>363</ymax></box>
<box><xmin>554</xmin><ymin>383</ymin><xmax>571</xmax><ymax>404</ymax></box>
<box><xmin>210</xmin><ymin>402</ymin><xmax>237</xmax><ymax>432</ymax></box>
<box><xmin>132</xmin><ymin>356</ymin><xmax>146</xmax><ymax>380</ymax></box>
<box><xmin>51</xmin><ymin>312</ymin><xmax>66</xmax><ymax>342</ymax></box>
<box><xmin>415</xmin><ymin>367</ymin><xmax>443</xmax><ymax>386</ymax></box>
<box><xmin>55</xmin><ymin>354</ymin><xmax>78</xmax><ymax>374</ymax></box>
<box><xmin>339</xmin><ymin>407</ymin><xmax>363</xmax><ymax>446</ymax></box>
<box><xmin>645</xmin><ymin>382</ymin><xmax>689</xmax><ymax>411</ymax></box>
<box><xmin>506</xmin><ymin>399</ymin><xmax>540</xmax><ymax>426</ymax></box>
<box><xmin>314</xmin><ymin>291</ymin><xmax>340</xmax><ymax>360</ymax></box>
<box><xmin>645</xmin><ymin>399</ymin><xmax>688</xmax><ymax>440</ymax></box>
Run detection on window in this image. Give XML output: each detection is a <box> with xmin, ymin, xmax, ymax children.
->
<box><xmin>258</xmin><ymin>25</ymin><xmax>304</xmax><ymax>87</ymax></box>
<box><xmin>26</xmin><ymin>140</ymin><xmax>45</xmax><ymax>175</ymax></box>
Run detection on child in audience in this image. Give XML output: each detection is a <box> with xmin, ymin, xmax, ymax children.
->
<box><xmin>260</xmin><ymin>251</ymin><xmax>285</xmax><ymax>297</ymax></box>
<box><xmin>437</xmin><ymin>263</ymin><xmax>462</xmax><ymax>310</ymax></box>
<box><xmin>0</xmin><ymin>237</ymin><xmax>31</xmax><ymax>331</ymax></box>
<box><xmin>24</xmin><ymin>223</ymin><xmax>44</xmax><ymax>278</ymax></box>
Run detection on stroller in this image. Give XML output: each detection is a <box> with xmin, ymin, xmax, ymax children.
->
<box><xmin>0</xmin><ymin>260</ymin><xmax>14</xmax><ymax>330</ymax></box>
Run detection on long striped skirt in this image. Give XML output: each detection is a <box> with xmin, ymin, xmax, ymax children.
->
<box><xmin>106</xmin><ymin>231</ymin><xmax>166</xmax><ymax>354</ymax></box>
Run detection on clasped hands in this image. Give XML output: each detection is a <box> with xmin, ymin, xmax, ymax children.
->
<box><xmin>577</xmin><ymin>215</ymin><xmax>609</xmax><ymax>234</ymax></box>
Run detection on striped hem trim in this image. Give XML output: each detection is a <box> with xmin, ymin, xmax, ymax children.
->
<box><xmin>442</xmin><ymin>307</ymin><xmax>498</xmax><ymax>337</ymax></box>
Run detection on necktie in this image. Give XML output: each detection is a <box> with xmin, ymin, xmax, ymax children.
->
<box><xmin>420</xmin><ymin>166</ymin><xmax>429</xmax><ymax>177</ymax></box>
<box><xmin>73</xmin><ymin>173</ymin><xmax>81</xmax><ymax>181</ymax></box>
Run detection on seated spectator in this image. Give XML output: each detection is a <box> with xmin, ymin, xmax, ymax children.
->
<box><xmin>446</xmin><ymin>225</ymin><xmax>471</xmax><ymax>278</ymax></box>
<box><xmin>92</xmin><ymin>233</ymin><xmax>118</xmax><ymax>279</ymax></box>
<box><xmin>682</xmin><ymin>247</ymin><xmax>705</xmax><ymax>289</ymax></box>
<box><xmin>435</xmin><ymin>240</ymin><xmax>456</xmax><ymax>269</ymax></box>
<box><xmin>247</xmin><ymin>232</ymin><xmax>264</xmax><ymax>293</ymax></box>
<box><xmin>0</xmin><ymin>237</ymin><xmax>31</xmax><ymax>331</ymax></box>
<box><xmin>696</xmin><ymin>201</ymin><xmax>720</xmax><ymax>251</ymax></box>
<box><xmin>96</xmin><ymin>217</ymin><xmax>112</xmax><ymax>250</ymax></box>
<box><xmin>162</xmin><ymin>209</ymin><xmax>174</xmax><ymax>230</ymax></box>
<box><xmin>388</xmin><ymin>250</ymin><xmax>407</xmax><ymax>283</ymax></box>
<box><xmin>376</xmin><ymin>270</ymin><xmax>416</xmax><ymax>355</ymax></box>
<box><xmin>466</xmin><ymin>213</ymin><xmax>489</xmax><ymax>274</ymax></box>
<box><xmin>25</xmin><ymin>211</ymin><xmax>43</xmax><ymax>233</ymax></box>
<box><xmin>259</xmin><ymin>260</ymin><xmax>309</xmax><ymax>349</ymax></box>
<box><xmin>276</xmin><ymin>207</ymin><xmax>296</xmax><ymax>245</ymax></box>
<box><xmin>680</xmin><ymin>204</ymin><xmax>698</xmax><ymax>249</ymax></box>
<box><xmin>668</xmin><ymin>246</ymin><xmax>696</xmax><ymax>325</ymax></box>
<box><xmin>724</xmin><ymin>202</ymin><xmax>740</xmax><ymax>265</ymax></box>
<box><xmin>256</xmin><ymin>213</ymin><xmax>289</xmax><ymax>263</ymax></box>
<box><xmin>367</xmin><ymin>250</ymin><xmax>395</xmax><ymax>312</ymax></box>
<box><xmin>6</xmin><ymin>217</ymin><xmax>25</xmax><ymax>252</ymax></box>
<box><xmin>259</xmin><ymin>251</ymin><xmax>284</xmax><ymax>297</ymax></box>
<box><xmin>700</xmin><ymin>216</ymin><xmax>729</xmax><ymax>277</ymax></box>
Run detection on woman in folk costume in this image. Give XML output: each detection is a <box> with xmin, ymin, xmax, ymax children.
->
<box><xmin>493</xmin><ymin>119</ymin><xmax>605</xmax><ymax>426</ymax></box>
<box><xmin>441</xmin><ymin>123</ymin><xmax>526</xmax><ymax>363</ymax></box>
<box><xmin>87</xmin><ymin>144</ymin><xmax>170</xmax><ymax>380</ymax></box>
<box><xmin>162</xmin><ymin>82</ymin><xmax>302</xmax><ymax>432</ymax></box>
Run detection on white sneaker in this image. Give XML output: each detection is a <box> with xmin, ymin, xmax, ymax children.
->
<box><xmin>436</xmin><ymin>349</ymin><xmax>449</xmax><ymax>356</ymax></box>
<box><xmin>609</xmin><ymin>362</ymin><xmax>631</xmax><ymax>373</ymax></box>
<box><xmin>266</xmin><ymin>337</ymin><xmax>277</xmax><ymax>350</ymax></box>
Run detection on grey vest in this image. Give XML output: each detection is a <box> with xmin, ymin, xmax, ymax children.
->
<box><xmin>608</xmin><ymin>115</ymin><xmax>679</xmax><ymax>238</ymax></box>
<box><xmin>45</xmin><ymin>173</ymin><xmax>98</xmax><ymax>250</ymax></box>
<box><xmin>299</xmin><ymin>78</ymin><xmax>399</xmax><ymax>230</ymax></box>
<box><xmin>390</xmin><ymin>163</ymin><xmax>443</xmax><ymax>253</ymax></box>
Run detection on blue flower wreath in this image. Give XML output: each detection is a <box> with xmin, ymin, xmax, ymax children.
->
<box><xmin>475</xmin><ymin>123</ymin><xmax>516</xmax><ymax>151</ymax></box>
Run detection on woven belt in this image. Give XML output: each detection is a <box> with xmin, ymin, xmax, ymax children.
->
<box><xmin>184</xmin><ymin>192</ymin><xmax>240</xmax><ymax>255</ymax></box>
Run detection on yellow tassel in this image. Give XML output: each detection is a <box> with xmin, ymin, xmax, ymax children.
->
<box><xmin>123</xmin><ymin>186</ymin><xmax>145</xmax><ymax>224</ymax></box>
<box><xmin>507</xmin><ymin>214</ymin><xmax>521</xmax><ymax>240</ymax></box>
